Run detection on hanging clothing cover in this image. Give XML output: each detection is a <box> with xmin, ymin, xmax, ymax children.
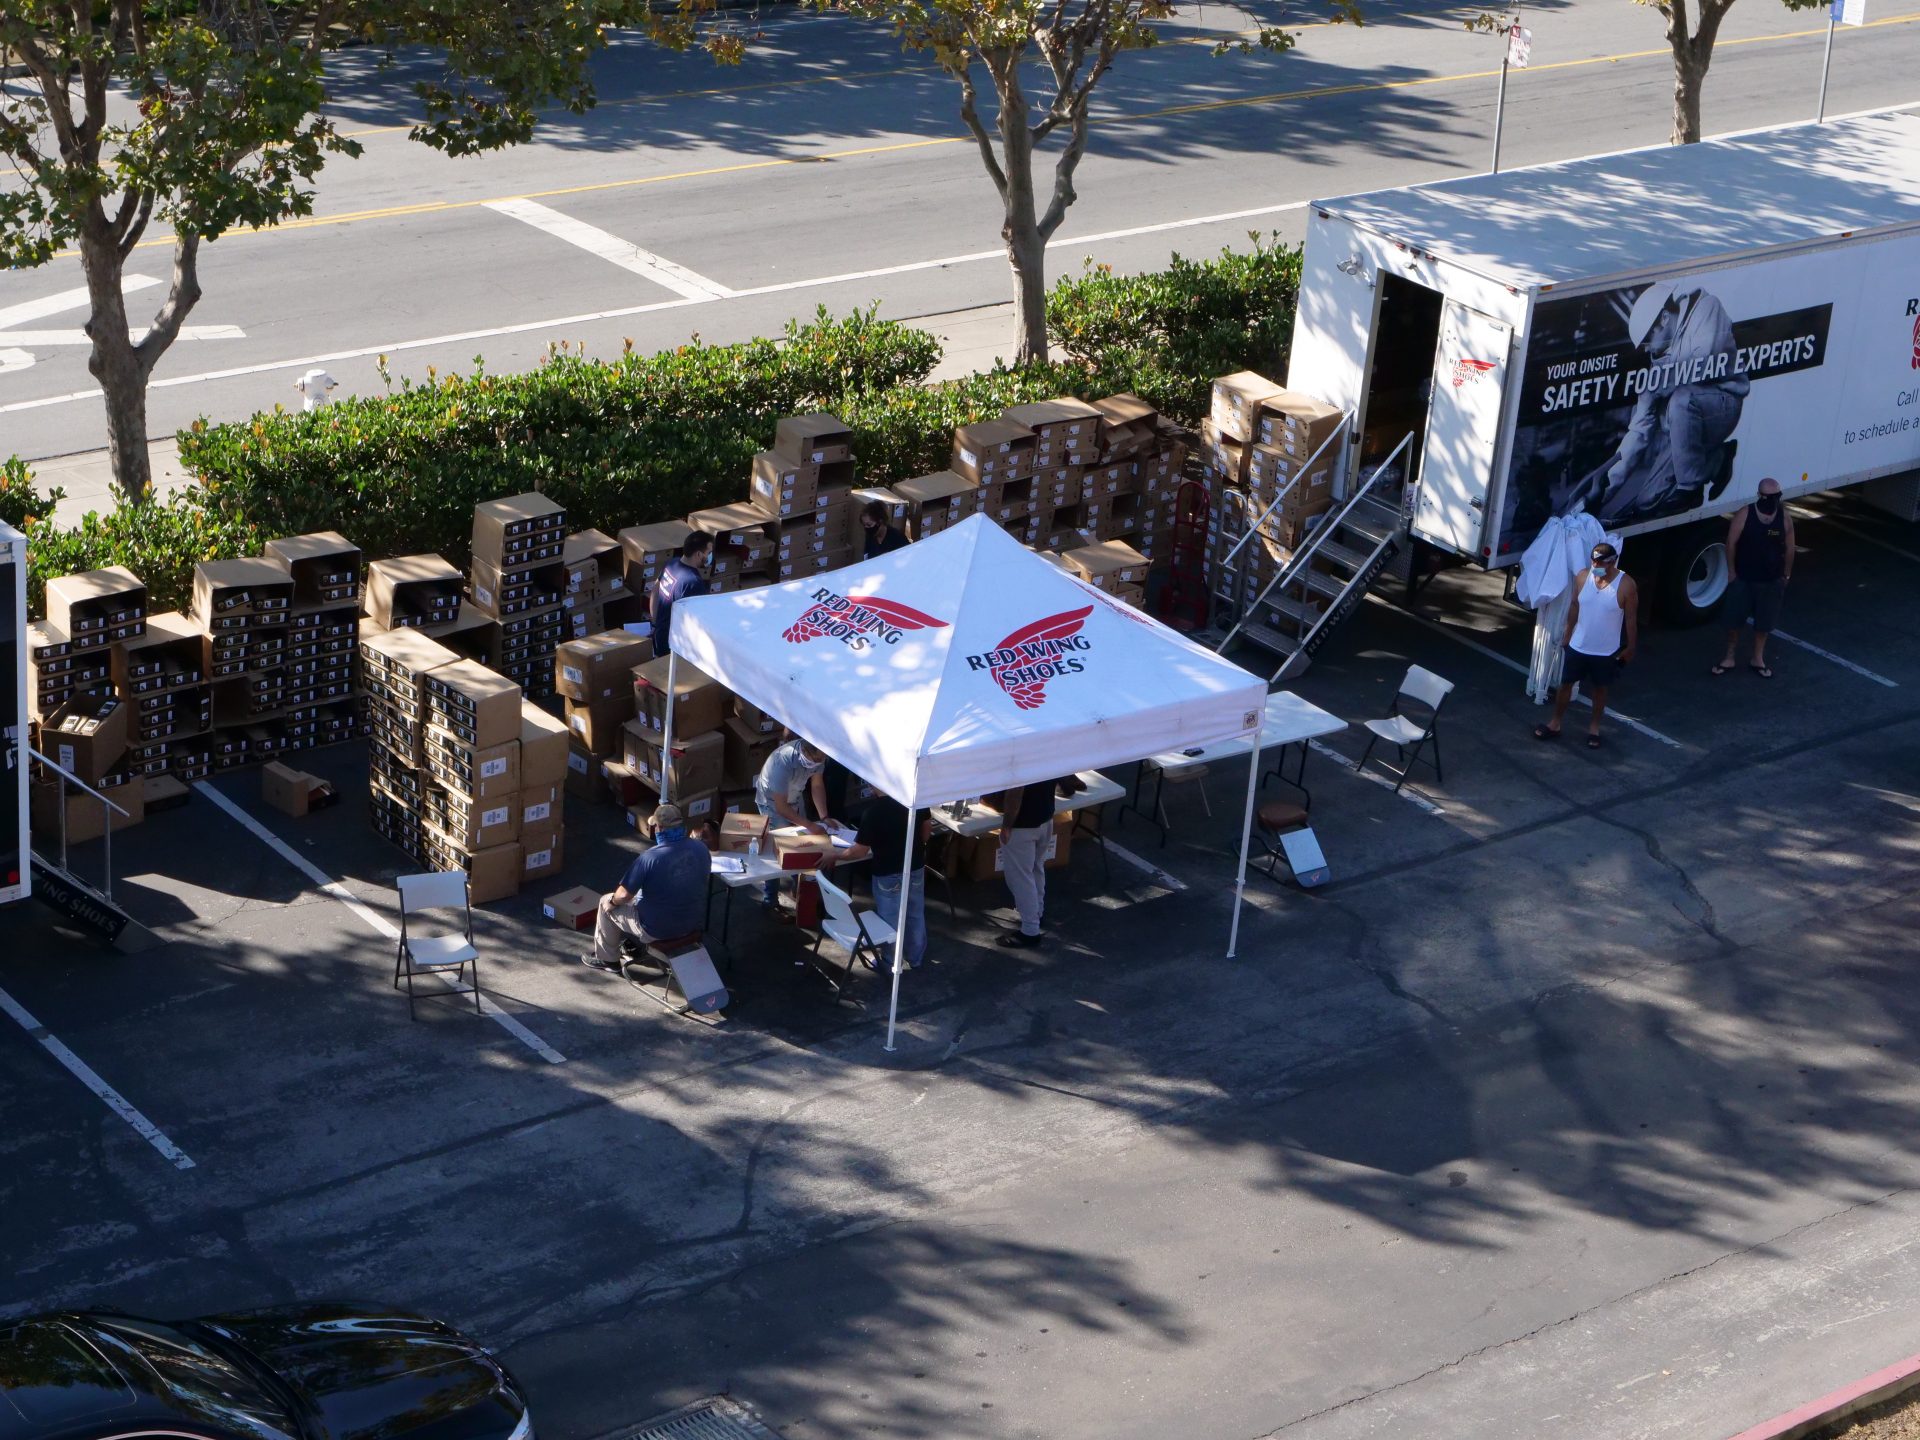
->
<box><xmin>670</xmin><ymin>514</ymin><xmax>1268</xmax><ymax>809</ymax></box>
<box><xmin>1517</xmin><ymin>513</ymin><xmax>1619</xmax><ymax>701</ymax></box>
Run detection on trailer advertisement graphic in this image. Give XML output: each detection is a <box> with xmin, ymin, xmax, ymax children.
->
<box><xmin>1492</xmin><ymin>237</ymin><xmax>1920</xmax><ymax>558</ymax></box>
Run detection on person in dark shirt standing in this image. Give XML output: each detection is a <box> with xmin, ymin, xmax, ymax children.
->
<box><xmin>860</xmin><ymin>500</ymin><xmax>911</xmax><ymax>560</ymax></box>
<box><xmin>651</xmin><ymin>533</ymin><xmax>713</xmax><ymax>657</ymax></box>
<box><xmin>1713</xmin><ymin>477</ymin><xmax>1793</xmax><ymax>679</ymax></box>
<box><xmin>838</xmin><ymin>792</ymin><xmax>930</xmax><ymax>969</ymax></box>
<box><xmin>997</xmin><ymin>776</ymin><xmax>1080</xmax><ymax>948</ymax></box>
<box><xmin>584</xmin><ymin>802</ymin><xmax>711</xmax><ymax>971</ymax></box>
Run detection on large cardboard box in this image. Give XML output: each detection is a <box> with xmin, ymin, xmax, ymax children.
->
<box><xmin>562</xmin><ymin>528</ymin><xmax>624</xmax><ymax>600</ymax></box>
<box><xmin>1063</xmin><ymin>540</ymin><xmax>1149</xmax><ymax>591</ymax></box>
<box><xmin>265</xmin><ymin>531</ymin><xmax>362</xmax><ymax>607</ymax></box>
<box><xmin>565</xmin><ymin>694</ymin><xmax>633</xmax><ymax>756</ymax></box>
<box><xmin>261</xmin><ymin>761</ymin><xmax>335</xmax><ymax>817</ymax></box>
<box><xmin>424</xmin><ymin>659</ymin><xmax>521</xmax><ymax>749</ymax></box>
<box><xmin>543</xmin><ymin>885</ymin><xmax>601</xmax><ymax>930</ymax></box>
<box><xmin>365</xmin><ymin>555</ymin><xmax>464</xmax><ymax>630</ymax></box>
<box><xmin>1198</xmin><ymin>420</ymin><xmax>1252</xmax><ymax>487</ymax></box>
<box><xmin>688</xmin><ymin>502</ymin><xmax>775</xmax><ymax>563</ymax></box>
<box><xmin>1002</xmin><ymin>397</ymin><xmax>1103</xmax><ymax>438</ymax></box>
<box><xmin>1256</xmin><ymin>390</ymin><xmax>1345</xmax><ymax>456</ymax></box>
<box><xmin>519</xmin><ymin>702</ymin><xmax>570</xmax><ymax>789</ymax></box>
<box><xmin>564</xmin><ymin>742</ymin><xmax>599</xmax><ymax>798</ymax></box>
<box><xmin>951</xmin><ymin>418</ymin><xmax>1036</xmax><ymax>484</ymax></box>
<box><xmin>748</xmin><ymin>451</ymin><xmax>821</xmax><ymax>517</ymax></box>
<box><xmin>619</xmin><ymin>520</ymin><xmax>695</xmax><ymax>593</ymax></box>
<box><xmin>435</xmin><ymin>791</ymin><xmax>519</xmax><ymax>851</ymax></box>
<box><xmin>1092</xmin><ymin>393</ymin><xmax>1157</xmax><ymax>457</ymax></box>
<box><xmin>631</xmin><ymin>653</ymin><xmax>727</xmax><ymax>740</ymax></box>
<box><xmin>463</xmin><ymin>841</ymin><xmax>524</xmax><ymax>904</ymax></box>
<box><xmin>31</xmin><ymin>776</ymin><xmax>144</xmax><ymax>845</ymax></box>
<box><xmin>43</xmin><ymin>692</ymin><xmax>130</xmax><ymax>786</ymax></box>
<box><xmin>192</xmin><ymin>556</ymin><xmax>293</xmax><ymax>623</ymax></box>
<box><xmin>45</xmin><ymin>566</ymin><xmax>148</xmax><ymax>646</ymax></box>
<box><xmin>554</xmin><ymin>630</ymin><xmax>652</xmax><ymax>704</ymax></box>
<box><xmin>734</xmin><ymin>694</ymin><xmax>783</xmax><ymax>738</ymax></box>
<box><xmin>721</xmin><ymin>715</ymin><xmax>779</xmax><ymax>791</ymax></box>
<box><xmin>1210</xmin><ymin>371</ymin><xmax>1284</xmax><ymax>443</ymax></box>
<box><xmin>472</xmin><ymin>492</ymin><xmax>567</xmax><ymax>570</ymax></box>
<box><xmin>622</xmin><ymin>724</ymin><xmax>724</xmax><ymax>798</ymax></box>
<box><xmin>893</xmin><ymin>470</ymin><xmax>980</xmax><ymax>523</ymax></box>
<box><xmin>426</xmin><ymin>735</ymin><xmax>520</xmax><ymax>800</ymax></box>
<box><xmin>521</xmin><ymin>829</ymin><xmax>564</xmax><ymax>882</ymax></box>
<box><xmin>774</xmin><ymin>413</ymin><xmax>853</xmax><ymax>465</ymax></box>
<box><xmin>717</xmin><ymin>811</ymin><xmax>770</xmax><ymax>853</ymax></box>
<box><xmin>772</xmin><ymin>829</ymin><xmax>834</xmax><ymax>870</ymax></box>
<box><xmin>519</xmin><ymin>784</ymin><xmax>562</xmax><ymax>833</ymax></box>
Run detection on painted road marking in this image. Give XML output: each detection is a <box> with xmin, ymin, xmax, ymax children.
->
<box><xmin>0</xmin><ymin>275</ymin><xmax>243</xmax><ymax>377</ymax></box>
<box><xmin>485</xmin><ymin>198</ymin><xmax>735</xmax><ymax>300</ymax></box>
<box><xmin>1307</xmin><ymin>738</ymin><xmax>1447</xmax><ymax>815</ymax></box>
<box><xmin>1371</xmin><ymin>595</ymin><xmax>1686</xmax><ymax>750</ymax></box>
<box><xmin>1771</xmin><ymin>630</ymin><xmax>1898</xmax><ymax>688</ymax></box>
<box><xmin>0</xmin><ymin>326</ymin><xmax>247</xmax><ymax>345</ymax></box>
<box><xmin>194</xmin><ymin>782</ymin><xmax>568</xmax><ymax>1064</ymax></box>
<box><xmin>0</xmin><ymin>276</ymin><xmax>160</xmax><ymax>331</ymax></box>
<box><xmin>0</xmin><ymin>983</ymin><xmax>196</xmax><ymax>1170</ymax></box>
<box><xmin>1102</xmin><ymin>838</ymin><xmax>1190</xmax><ymax>892</ymax></box>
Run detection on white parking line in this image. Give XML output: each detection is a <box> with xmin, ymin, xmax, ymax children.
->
<box><xmin>1306</xmin><ymin>738</ymin><xmax>1447</xmax><ymax>815</ymax></box>
<box><xmin>1101</xmin><ymin>838</ymin><xmax>1189</xmax><ymax>892</ymax></box>
<box><xmin>194</xmin><ymin>782</ymin><xmax>568</xmax><ymax>1064</ymax></box>
<box><xmin>1371</xmin><ymin>596</ymin><xmax>1686</xmax><ymax>750</ymax></box>
<box><xmin>484</xmin><ymin>198</ymin><xmax>735</xmax><ymax>300</ymax></box>
<box><xmin>1771</xmin><ymin>630</ymin><xmax>1898</xmax><ymax>687</ymax></box>
<box><xmin>0</xmin><ymin>983</ymin><xmax>196</xmax><ymax>1170</ymax></box>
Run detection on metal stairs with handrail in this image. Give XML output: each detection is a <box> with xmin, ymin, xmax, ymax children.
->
<box><xmin>1215</xmin><ymin>430</ymin><xmax>1415</xmax><ymax>682</ymax></box>
<box><xmin>25</xmin><ymin>748</ymin><xmax>153</xmax><ymax>951</ymax></box>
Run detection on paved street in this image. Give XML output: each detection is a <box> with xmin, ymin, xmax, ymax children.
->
<box><xmin>3</xmin><ymin>0</ymin><xmax>1919</xmax><ymax>470</ymax></box>
<box><xmin>4</xmin><ymin>489</ymin><xmax>1919</xmax><ymax>1437</ymax></box>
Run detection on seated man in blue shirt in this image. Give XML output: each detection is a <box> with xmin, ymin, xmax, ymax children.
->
<box><xmin>584</xmin><ymin>801</ymin><xmax>711</xmax><ymax>972</ymax></box>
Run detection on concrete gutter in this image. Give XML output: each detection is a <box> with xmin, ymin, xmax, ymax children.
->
<box><xmin>1728</xmin><ymin>1352</ymin><xmax>1920</xmax><ymax>1440</ymax></box>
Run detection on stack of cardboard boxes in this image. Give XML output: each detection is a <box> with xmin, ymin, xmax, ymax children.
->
<box><xmin>361</xmin><ymin>624</ymin><xmax>570</xmax><ymax>902</ymax></box>
<box><xmin>1200</xmin><ymin>371</ymin><xmax>1346</xmax><ymax>617</ymax></box>
<box><xmin>553</xmin><ymin>628</ymin><xmax>652</xmax><ymax>804</ymax></box>
<box><xmin>469</xmin><ymin>493</ymin><xmax>568</xmax><ymax>701</ymax></box>
<box><xmin>560</xmin><ymin>529</ymin><xmax>632</xmax><ymax>639</ymax></box>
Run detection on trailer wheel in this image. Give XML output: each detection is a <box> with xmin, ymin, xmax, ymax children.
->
<box><xmin>1654</xmin><ymin>523</ymin><xmax>1728</xmax><ymax>626</ymax></box>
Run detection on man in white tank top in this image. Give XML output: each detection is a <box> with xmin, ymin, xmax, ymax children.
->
<box><xmin>1532</xmin><ymin>542</ymin><xmax>1638</xmax><ymax>750</ymax></box>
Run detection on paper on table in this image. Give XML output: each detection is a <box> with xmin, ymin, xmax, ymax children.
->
<box><xmin>823</xmin><ymin>820</ymin><xmax>859</xmax><ymax>846</ymax></box>
<box><xmin>711</xmin><ymin>854</ymin><xmax>747</xmax><ymax>874</ymax></box>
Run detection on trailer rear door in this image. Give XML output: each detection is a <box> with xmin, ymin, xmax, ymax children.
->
<box><xmin>1411</xmin><ymin>301</ymin><xmax>1512</xmax><ymax>555</ymax></box>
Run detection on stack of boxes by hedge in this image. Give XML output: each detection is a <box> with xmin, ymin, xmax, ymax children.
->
<box><xmin>1201</xmin><ymin>371</ymin><xmax>1345</xmax><ymax>621</ymax></box>
<box><xmin>361</xmin><ymin>623</ymin><xmax>570</xmax><ymax>902</ymax></box>
<box><xmin>468</xmin><ymin>493</ymin><xmax>568</xmax><ymax>701</ymax></box>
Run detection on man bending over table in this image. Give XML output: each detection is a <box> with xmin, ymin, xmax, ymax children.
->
<box><xmin>583</xmin><ymin>802</ymin><xmax>710</xmax><ymax>972</ymax></box>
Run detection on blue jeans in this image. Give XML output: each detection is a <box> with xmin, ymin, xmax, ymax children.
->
<box><xmin>871</xmin><ymin>869</ymin><xmax>927</xmax><ymax>970</ymax></box>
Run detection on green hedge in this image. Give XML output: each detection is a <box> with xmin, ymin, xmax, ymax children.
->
<box><xmin>14</xmin><ymin>240</ymin><xmax>1304</xmax><ymax>616</ymax></box>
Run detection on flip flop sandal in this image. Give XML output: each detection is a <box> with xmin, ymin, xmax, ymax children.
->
<box><xmin>1585</xmin><ymin>734</ymin><xmax>1604</xmax><ymax>749</ymax></box>
<box><xmin>1532</xmin><ymin>724</ymin><xmax>1561</xmax><ymax>741</ymax></box>
<box><xmin>1750</xmin><ymin>664</ymin><xmax>1774</xmax><ymax>678</ymax></box>
<box><xmin>1711</xmin><ymin>662</ymin><xmax>1735</xmax><ymax>676</ymax></box>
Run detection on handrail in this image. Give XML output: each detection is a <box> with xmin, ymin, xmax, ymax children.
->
<box><xmin>1217</xmin><ymin>407</ymin><xmax>1355</xmax><ymax>569</ymax></box>
<box><xmin>29</xmin><ymin>748</ymin><xmax>130</xmax><ymax>817</ymax></box>
<box><xmin>1217</xmin><ymin>429</ymin><xmax>1415</xmax><ymax>653</ymax></box>
<box><xmin>29</xmin><ymin>745</ymin><xmax>128</xmax><ymax>903</ymax></box>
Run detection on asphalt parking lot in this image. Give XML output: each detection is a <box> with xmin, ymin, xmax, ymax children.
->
<box><xmin>4</xmin><ymin>489</ymin><xmax>1919</xmax><ymax>1440</ymax></box>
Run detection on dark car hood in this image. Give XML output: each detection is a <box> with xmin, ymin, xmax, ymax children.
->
<box><xmin>193</xmin><ymin>1303</ymin><xmax>522</xmax><ymax>1440</ymax></box>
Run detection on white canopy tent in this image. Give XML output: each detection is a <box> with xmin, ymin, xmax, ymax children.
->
<box><xmin>668</xmin><ymin>513</ymin><xmax>1269</xmax><ymax>1048</ymax></box>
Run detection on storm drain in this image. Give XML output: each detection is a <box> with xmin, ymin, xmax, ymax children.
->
<box><xmin>618</xmin><ymin>1396</ymin><xmax>781</xmax><ymax>1440</ymax></box>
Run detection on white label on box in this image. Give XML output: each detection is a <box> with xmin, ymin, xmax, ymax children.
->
<box><xmin>542</xmin><ymin>903</ymin><xmax>557</xmax><ymax>919</ymax></box>
<box><xmin>474</xmin><ymin>585</ymin><xmax>494</xmax><ymax>608</ymax></box>
<box><xmin>525</xmin><ymin>848</ymin><xmax>553</xmax><ymax>870</ymax></box>
<box><xmin>958</xmin><ymin>448</ymin><xmax>978</xmax><ymax>468</ymax></box>
<box><xmin>561</xmin><ymin>664</ymin><xmax>585</xmax><ymax>685</ymax></box>
<box><xmin>608</xmin><ymin>576</ymin><xmax>624</xmax><ymax>591</ymax></box>
<box><xmin>525</xmin><ymin>800</ymin><xmax>552</xmax><ymax>824</ymax></box>
<box><xmin>481</xmin><ymin>756</ymin><xmax>510</xmax><ymax>779</ymax></box>
<box><xmin>569</xmin><ymin>713</ymin><xmax>586</xmax><ymax>736</ymax></box>
<box><xmin>482</xmin><ymin>805</ymin><xmax>510</xmax><ymax>828</ymax></box>
<box><xmin>686</xmin><ymin>794</ymin><xmax>714</xmax><ymax>817</ymax></box>
<box><xmin>57</xmin><ymin>743</ymin><xmax>76</xmax><ymax>772</ymax></box>
<box><xmin>568</xmin><ymin>750</ymin><xmax>589</xmax><ymax>773</ymax></box>
<box><xmin>808</xmin><ymin>449</ymin><xmax>825</xmax><ymax>464</ymax></box>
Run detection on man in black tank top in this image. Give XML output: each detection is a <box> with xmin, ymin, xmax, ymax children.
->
<box><xmin>1713</xmin><ymin>478</ymin><xmax>1793</xmax><ymax>679</ymax></box>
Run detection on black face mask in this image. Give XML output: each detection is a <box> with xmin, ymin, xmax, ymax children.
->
<box><xmin>1754</xmin><ymin>495</ymin><xmax>1780</xmax><ymax>515</ymax></box>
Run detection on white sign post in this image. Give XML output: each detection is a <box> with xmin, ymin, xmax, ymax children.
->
<box><xmin>1491</xmin><ymin>22</ymin><xmax>1532</xmax><ymax>174</ymax></box>
<box><xmin>1818</xmin><ymin>0</ymin><xmax>1865</xmax><ymax>121</ymax></box>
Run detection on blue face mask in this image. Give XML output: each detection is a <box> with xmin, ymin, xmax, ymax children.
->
<box><xmin>655</xmin><ymin>826</ymin><xmax>687</xmax><ymax>843</ymax></box>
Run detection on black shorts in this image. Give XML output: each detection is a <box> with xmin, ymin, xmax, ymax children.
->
<box><xmin>1721</xmin><ymin>577</ymin><xmax>1785</xmax><ymax>632</ymax></box>
<box><xmin>1562</xmin><ymin>646</ymin><xmax>1619</xmax><ymax>688</ymax></box>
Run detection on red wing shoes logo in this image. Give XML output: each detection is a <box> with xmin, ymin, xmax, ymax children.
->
<box><xmin>1451</xmin><ymin>357</ymin><xmax>1498</xmax><ymax>388</ymax></box>
<box><xmin>1909</xmin><ymin>297</ymin><xmax>1919</xmax><ymax>368</ymax></box>
<box><xmin>782</xmin><ymin>588</ymin><xmax>949</xmax><ymax>651</ymax></box>
<box><xmin>966</xmin><ymin>605</ymin><xmax>1094</xmax><ymax>711</ymax></box>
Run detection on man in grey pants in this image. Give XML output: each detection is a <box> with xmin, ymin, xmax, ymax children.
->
<box><xmin>997</xmin><ymin>776</ymin><xmax>1081</xmax><ymax>948</ymax></box>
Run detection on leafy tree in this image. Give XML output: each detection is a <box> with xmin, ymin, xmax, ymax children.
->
<box><xmin>1643</xmin><ymin>0</ymin><xmax>1821</xmax><ymax>143</ymax></box>
<box><xmin>828</xmin><ymin>0</ymin><xmax>1329</xmax><ymax>365</ymax></box>
<box><xmin>0</xmin><ymin>1</ymin><xmax>742</xmax><ymax>501</ymax></box>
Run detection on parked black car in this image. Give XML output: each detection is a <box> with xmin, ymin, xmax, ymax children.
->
<box><xmin>0</xmin><ymin>1304</ymin><xmax>531</xmax><ymax>1440</ymax></box>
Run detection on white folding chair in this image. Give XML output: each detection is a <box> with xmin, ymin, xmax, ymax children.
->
<box><xmin>394</xmin><ymin>871</ymin><xmax>481</xmax><ymax>1020</ymax></box>
<box><xmin>809</xmin><ymin>872</ymin><xmax>897</xmax><ymax>992</ymax></box>
<box><xmin>1358</xmin><ymin>664</ymin><xmax>1454</xmax><ymax>794</ymax></box>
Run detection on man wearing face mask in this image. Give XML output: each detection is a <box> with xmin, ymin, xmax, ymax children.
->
<box><xmin>583</xmin><ymin>802</ymin><xmax>710</xmax><ymax>972</ymax></box>
<box><xmin>1533</xmin><ymin>542</ymin><xmax>1638</xmax><ymax>750</ymax></box>
<box><xmin>753</xmin><ymin>736</ymin><xmax>833</xmax><ymax>910</ymax></box>
<box><xmin>1713</xmin><ymin>478</ymin><xmax>1794</xmax><ymax>679</ymax></box>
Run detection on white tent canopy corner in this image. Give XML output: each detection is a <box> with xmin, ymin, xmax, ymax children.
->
<box><xmin>670</xmin><ymin>513</ymin><xmax>1271</xmax><ymax>1049</ymax></box>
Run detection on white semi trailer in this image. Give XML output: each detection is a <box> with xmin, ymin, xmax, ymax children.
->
<box><xmin>1282</xmin><ymin>109</ymin><xmax>1920</xmax><ymax>625</ymax></box>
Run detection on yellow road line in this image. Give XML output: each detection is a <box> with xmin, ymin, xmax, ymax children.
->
<box><xmin>67</xmin><ymin>10</ymin><xmax>1920</xmax><ymax>258</ymax></box>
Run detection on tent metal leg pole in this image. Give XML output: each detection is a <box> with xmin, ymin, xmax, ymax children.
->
<box><xmin>661</xmin><ymin>652</ymin><xmax>679</xmax><ymax>805</ymax></box>
<box><xmin>884</xmin><ymin>819</ymin><xmax>917</xmax><ymax>1052</ymax></box>
<box><xmin>1227</xmin><ymin>736</ymin><xmax>1263</xmax><ymax>959</ymax></box>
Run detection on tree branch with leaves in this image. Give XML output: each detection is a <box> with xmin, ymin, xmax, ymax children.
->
<box><xmin>0</xmin><ymin>0</ymin><xmax>744</xmax><ymax>501</ymax></box>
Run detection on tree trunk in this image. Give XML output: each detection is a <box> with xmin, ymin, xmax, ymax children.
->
<box><xmin>1671</xmin><ymin>48</ymin><xmax>1706</xmax><ymax>144</ymax></box>
<box><xmin>77</xmin><ymin>226</ymin><xmax>155</xmax><ymax>502</ymax></box>
<box><xmin>1007</xmin><ymin>222</ymin><xmax>1049</xmax><ymax>365</ymax></box>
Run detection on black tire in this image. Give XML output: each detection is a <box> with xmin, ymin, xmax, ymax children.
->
<box><xmin>1651</xmin><ymin>520</ymin><xmax>1729</xmax><ymax>627</ymax></box>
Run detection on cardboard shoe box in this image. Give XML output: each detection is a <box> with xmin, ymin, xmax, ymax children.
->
<box><xmin>773</xmin><ymin>413</ymin><xmax>854</xmax><ymax>466</ymax></box>
<box><xmin>261</xmin><ymin>761</ymin><xmax>338</xmax><ymax>817</ymax></box>
<box><xmin>543</xmin><ymin>885</ymin><xmax>601</xmax><ymax>930</ymax></box>
<box><xmin>43</xmin><ymin>692</ymin><xmax>130</xmax><ymax>786</ymax></box>
<box><xmin>424</xmin><ymin>660</ymin><xmax>522</xmax><ymax>749</ymax></box>
<box><xmin>717</xmin><ymin>811</ymin><xmax>770</xmax><ymax>853</ymax></box>
<box><xmin>631</xmin><ymin>654</ymin><xmax>728</xmax><ymax>740</ymax></box>
<box><xmin>555</xmin><ymin>630</ymin><xmax>653</xmax><ymax>704</ymax></box>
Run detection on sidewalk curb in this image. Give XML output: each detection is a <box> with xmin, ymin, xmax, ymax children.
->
<box><xmin>1726</xmin><ymin>1351</ymin><xmax>1920</xmax><ymax>1440</ymax></box>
